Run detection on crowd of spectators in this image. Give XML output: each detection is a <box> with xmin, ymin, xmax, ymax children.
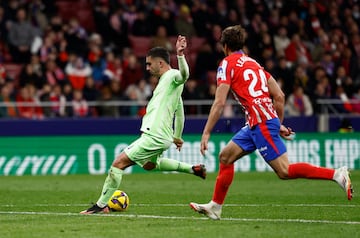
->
<box><xmin>0</xmin><ymin>0</ymin><xmax>359</xmax><ymax>119</ymax></box>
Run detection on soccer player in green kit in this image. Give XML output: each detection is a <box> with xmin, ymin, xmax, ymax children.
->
<box><xmin>81</xmin><ymin>35</ymin><xmax>206</xmax><ymax>214</ymax></box>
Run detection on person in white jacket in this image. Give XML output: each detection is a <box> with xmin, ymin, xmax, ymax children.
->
<box><xmin>285</xmin><ymin>85</ymin><xmax>313</xmax><ymax>116</ymax></box>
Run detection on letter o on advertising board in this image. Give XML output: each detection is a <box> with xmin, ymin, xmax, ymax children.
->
<box><xmin>88</xmin><ymin>143</ymin><xmax>107</xmax><ymax>174</ymax></box>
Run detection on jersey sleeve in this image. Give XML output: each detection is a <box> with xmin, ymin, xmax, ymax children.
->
<box><xmin>264</xmin><ymin>69</ymin><xmax>272</xmax><ymax>81</ymax></box>
<box><xmin>174</xmin><ymin>55</ymin><xmax>189</xmax><ymax>84</ymax></box>
<box><xmin>173</xmin><ymin>98</ymin><xmax>184</xmax><ymax>139</ymax></box>
<box><xmin>216</xmin><ymin>59</ymin><xmax>231</xmax><ymax>86</ymax></box>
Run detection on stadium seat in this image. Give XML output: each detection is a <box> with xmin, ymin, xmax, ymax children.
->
<box><xmin>55</xmin><ymin>0</ymin><xmax>95</xmax><ymax>32</ymax></box>
<box><xmin>128</xmin><ymin>36</ymin><xmax>152</xmax><ymax>58</ymax></box>
<box><xmin>189</xmin><ymin>37</ymin><xmax>207</xmax><ymax>54</ymax></box>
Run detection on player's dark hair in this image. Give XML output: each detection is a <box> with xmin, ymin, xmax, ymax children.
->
<box><xmin>147</xmin><ymin>47</ymin><xmax>170</xmax><ymax>64</ymax></box>
<box><xmin>220</xmin><ymin>25</ymin><xmax>246</xmax><ymax>52</ymax></box>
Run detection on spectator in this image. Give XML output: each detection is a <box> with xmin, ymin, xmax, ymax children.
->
<box><xmin>137</xmin><ymin>78</ymin><xmax>152</xmax><ymax>101</ymax></box>
<box><xmin>150</xmin><ymin>25</ymin><xmax>173</xmax><ymax>52</ymax></box>
<box><xmin>82</xmin><ymin>76</ymin><xmax>99</xmax><ymax>116</ymax></box>
<box><xmin>273</xmin><ymin>26</ymin><xmax>290</xmax><ymax>57</ymax></box>
<box><xmin>174</xmin><ymin>4</ymin><xmax>196</xmax><ymax>38</ymax></box>
<box><xmin>312</xmin><ymin>79</ymin><xmax>331</xmax><ymax>114</ymax></box>
<box><xmin>97</xmin><ymin>85</ymin><xmax>119</xmax><ymax>117</ymax></box>
<box><xmin>38</xmin><ymin>83</ymin><xmax>52</xmax><ymax>117</ymax></box>
<box><xmin>88</xmin><ymin>44</ymin><xmax>107</xmax><ymax>85</ymax></box>
<box><xmin>71</xmin><ymin>89</ymin><xmax>89</xmax><ymax>118</ymax></box>
<box><xmin>333</xmin><ymin>85</ymin><xmax>352</xmax><ymax>113</ymax></box>
<box><xmin>285</xmin><ymin>86</ymin><xmax>313</xmax><ymax>116</ymax></box>
<box><xmin>27</xmin><ymin>0</ymin><xmax>48</xmax><ymax>32</ymax></box>
<box><xmin>351</xmin><ymin>86</ymin><xmax>360</xmax><ymax>114</ymax></box>
<box><xmin>272</xmin><ymin>56</ymin><xmax>293</xmax><ymax>97</ymax></box>
<box><xmin>131</xmin><ymin>10</ymin><xmax>151</xmax><ymax>36</ymax></box>
<box><xmin>191</xmin><ymin>0</ymin><xmax>211</xmax><ymax>37</ymax></box>
<box><xmin>104</xmin><ymin>52</ymin><xmax>123</xmax><ymax>83</ymax></box>
<box><xmin>121</xmin><ymin>53</ymin><xmax>144</xmax><ymax>92</ymax></box>
<box><xmin>62</xmin><ymin>82</ymin><xmax>73</xmax><ymax>116</ymax></box>
<box><xmin>49</xmin><ymin>84</ymin><xmax>66</xmax><ymax>117</ymax></box>
<box><xmin>284</xmin><ymin>33</ymin><xmax>312</xmax><ymax>67</ymax></box>
<box><xmin>334</xmin><ymin>65</ymin><xmax>353</xmax><ymax>98</ymax></box>
<box><xmin>16</xmin><ymin>84</ymin><xmax>44</xmax><ymax>119</ymax></box>
<box><xmin>19</xmin><ymin>63</ymin><xmax>45</xmax><ymax>89</ymax></box>
<box><xmin>39</xmin><ymin>33</ymin><xmax>57</xmax><ymax>63</ymax></box>
<box><xmin>293</xmin><ymin>64</ymin><xmax>310</xmax><ymax>92</ymax></box>
<box><xmin>320</xmin><ymin>51</ymin><xmax>335</xmax><ymax>78</ymax></box>
<box><xmin>92</xmin><ymin>0</ymin><xmax>112</xmax><ymax>46</ymax></box>
<box><xmin>0</xmin><ymin>64</ymin><xmax>12</xmax><ymax>86</ymax></box>
<box><xmin>8</xmin><ymin>8</ymin><xmax>40</xmax><ymax>63</ymax></box>
<box><xmin>109</xmin><ymin>7</ymin><xmax>130</xmax><ymax>53</ymax></box>
<box><xmin>0</xmin><ymin>83</ymin><xmax>18</xmax><ymax>118</ymax></box>
<box><xmin>64</xmin><ymin>18</ymin><xmax>88</xmax><ymax>56</ymax></box>
<box><xmin>0</xmin><ymin>6</ymin><xmax>8</xmax><ymax>43</ymax></box>
<box><xmin>83</xmin><ymin>76</ymin><xmax>99</xmax><ymax>102</ymax></box>
<box><xmin>65</xmin><ymin>54</ymin><xmax>92</xmax><ymax>90</ymax></box>
<box><xmin>123</xmin><ymin>84</ymin><xmax>142</xmax><ymax>117</ymax></box>
<box><xmin>44</xmin><ymin>59</ymin><xmax>67</xmax><ymax>87</ymax></box>
<box><xmin>148</xmin><ymin>5</ymin><xmax>176</xmax><ymax>36</ymax></box>
<box><xmin>182</xmin><ymin>78</ymin><xmax>201</xmax><ymax>115</ymax></box>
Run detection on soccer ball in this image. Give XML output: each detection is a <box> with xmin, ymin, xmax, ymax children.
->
<box><xmin>107</xmin><ymin>190</ymin><xmax>130</xmax><ymax>212</ymax></box>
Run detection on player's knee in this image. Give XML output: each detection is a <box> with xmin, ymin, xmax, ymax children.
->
<box><xmin>218</xmin><ymin>151</ymin><xmax>232</xmax><ymax>165</ymax></box>
<box><xmin>112</xmin><ymin>153</ymin><xmax>134</xmax><ymax>169</ymax></box>
<box><xmin>143</xmin><ymin>161</ymin><xmax>156</xmax><ymax>170</ymax></box>
<box><xmin>276</xmin><ymin>169</ymin><xmax>289</xmax><ymax>180</ymax></box>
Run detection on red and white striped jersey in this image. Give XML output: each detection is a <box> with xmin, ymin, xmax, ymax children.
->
<box><xmin>216</xmin><ymin>51</ymin><xmax>278</xmax><ymax>127</ymax></box>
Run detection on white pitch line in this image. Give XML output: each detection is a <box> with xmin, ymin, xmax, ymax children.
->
<box><xmin>0</xmin><ymin>203</ymin><xmax>358</xmax><ymax>207</ymax></box>
<box><xmin>0</xmin><ymin>211</ymin><xmax>359</xmax><ymax>225</ymax></box>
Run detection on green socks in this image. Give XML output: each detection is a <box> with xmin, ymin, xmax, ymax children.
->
<box><xmin>156</xmin><ymin>158</ymin><xmax>192</xmax><ymax>173</ymax></box>
<box><xmin>96</xmin><ymin>166</ymin><xmax>124</xmax><ymax>208</ymax></box>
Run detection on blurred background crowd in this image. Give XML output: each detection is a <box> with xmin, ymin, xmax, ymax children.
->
<box><xmin>0</xmin><ymin>0</ymin><xmax>359</xmax><ymax>119</ymax></box>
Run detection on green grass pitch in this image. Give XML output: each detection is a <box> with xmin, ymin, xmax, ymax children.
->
<box><xmin>0</xmin><ymin>171</ymin><xmax>359</xmax><ymax>238</ymax></box>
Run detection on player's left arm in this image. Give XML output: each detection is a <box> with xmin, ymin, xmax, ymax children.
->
<box><xmin>268</xmin><ymin>76</ymin><xmax>285</xmax><ymax>123</ymax></box>
<box><xmin>173</xmin><ymin>98</ymin><xmax>185</xmax><ymax>151</ymax></box>
<box><xmin>175</xmin><ymin>35</ymin><xmax>189</xmax><ymax>84</ymax></box>
<box><xmin>268</xmin><ymin>76</ymin><xmax>295</xmax><ymax>140</ymax></box>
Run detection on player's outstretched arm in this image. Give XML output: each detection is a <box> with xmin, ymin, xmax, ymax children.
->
<box><xmin>175</xmin><ymin>35</ymin><xmax>189</xmax><ymax>83</ymax></box>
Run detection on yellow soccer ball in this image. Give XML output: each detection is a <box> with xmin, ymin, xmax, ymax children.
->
<box><xmin>107</xmin><ymin>190</ymin><xmax>130</xmax><ymax>212</ymax></box>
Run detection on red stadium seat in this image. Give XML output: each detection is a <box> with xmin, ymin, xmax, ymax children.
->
<box><xmin>55</xmin><ymin>0</ymin><xmax>95</xmax><ymax>32</ymax></box>
<box><xmin>128</xmin><ymin>36</ymin><xmax>152</xmax><ymax>58</ymax></box>
<box><xmin>189</xmin><ymin>37</ymin><xmax>207</xmax><ymax>54</ymax></box>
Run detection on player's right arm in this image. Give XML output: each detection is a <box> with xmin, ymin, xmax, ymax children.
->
<box><xmin>200</xmin><ymin>83</ymin><xmax>230</xmax><ymax>156</ymax></box>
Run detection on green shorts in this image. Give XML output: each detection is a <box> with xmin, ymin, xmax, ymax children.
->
<box><xmin>124</xmin><ymin>133</ymin><xmax>172</xmax><ymax>166</ymax></box>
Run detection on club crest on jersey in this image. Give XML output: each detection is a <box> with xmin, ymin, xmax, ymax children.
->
<box><xmin>217</xmin><ymin>67</ymin><xmax>225</xmax><ymax>81</ymax></box>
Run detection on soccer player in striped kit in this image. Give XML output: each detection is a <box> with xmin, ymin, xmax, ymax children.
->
<box><xmin>190</xmin><ymin>25</ymin><xmax>353</xmax><ymax>220</ymax></box>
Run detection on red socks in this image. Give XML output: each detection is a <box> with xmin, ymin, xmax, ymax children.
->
<box><xmin>288</xmin><ymin>163</ymin><xmax>335</xmax><ymax>180</ymax></box>
<box><xmin>212</xmin><ymin>163</ymin><xmax>234</xmax><ymax>205</ymax></box>
<box><xmin>211</xmin><ymin>162</ymin><xmax>334</xmax><ymax>205</ymax></box>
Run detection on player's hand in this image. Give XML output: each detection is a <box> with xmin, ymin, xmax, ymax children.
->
<box><xmin>176</xmin><ymin>35</ymin><xmax>187</xmax><ymax>56</ymax></box>
<box><xmin>200</xmin><ymin>132</ymin><xmax>210</xmax><ymax>156</ymax></box>
<box><xmin>280</xmin><ymin>125</ymin><xmax>295</xmax><ymax>140</ymax></box>
<box><xmin>173</xmin><ymin>138</ymin><xmax>184</xmax><ymax>151</ymax></box>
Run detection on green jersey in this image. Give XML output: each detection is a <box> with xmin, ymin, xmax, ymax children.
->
<box><xmin>140</xmin><ymin>55</ymin><xmax>189</xmax><ymax>142</ymax></box>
